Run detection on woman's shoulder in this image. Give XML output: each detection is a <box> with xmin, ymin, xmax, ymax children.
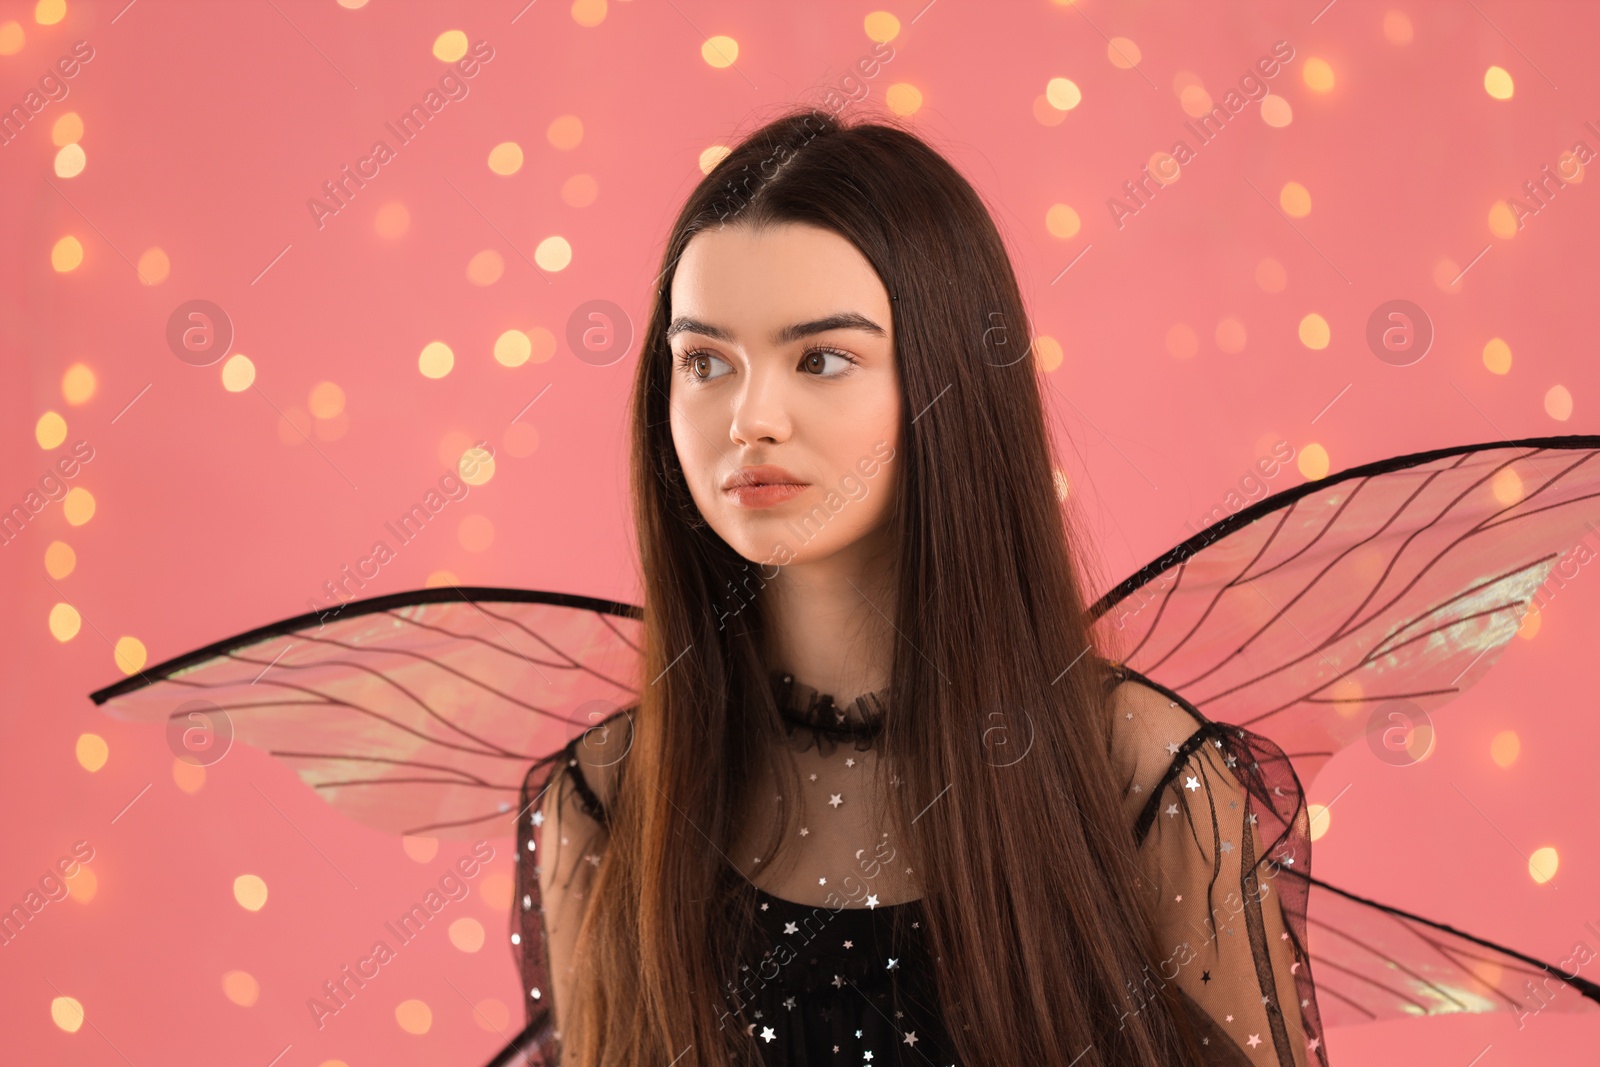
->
<box><xmin>1102</xmin><ymin>667</ymin><xmax>1219</xmax><ymax>829</ymax></box>
<box><xmin>555</xmin><ymin>717</ymin><xmax>633</xmax><ymax>827</ymax></box>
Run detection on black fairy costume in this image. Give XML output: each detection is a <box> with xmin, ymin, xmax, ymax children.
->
<box><xmin>89</xmin><ymin>435</ymin><xmax>1600</xmax><ymax>1066</ymax></box>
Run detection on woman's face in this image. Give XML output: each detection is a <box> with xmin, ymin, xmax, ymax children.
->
<box><xmin>667</xmin><ymin>222</ymin><xmax>901</xmax><ymax>571</ymax></box>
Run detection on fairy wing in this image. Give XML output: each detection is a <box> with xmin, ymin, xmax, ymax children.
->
<box><xmin>1088</xmin><ymin>436</ymin><xmax>1600</xmax><ymax>1044</ymax></box>
<box><xmin>88</xmin><ymin>587</ymin><xmax>642</xmax><ymax>840</ymax></box>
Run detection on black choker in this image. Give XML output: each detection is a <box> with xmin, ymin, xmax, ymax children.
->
<box><xmin>769</xmin><ymin>670</ymin><xmax>889</xmax><ymax>754</ymax></box>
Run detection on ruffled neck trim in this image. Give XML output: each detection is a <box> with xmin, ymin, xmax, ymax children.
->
<box><xmin>769</xmin><ymin>670</ymin><xmax>889</xmax><ymax>753</ymax></box>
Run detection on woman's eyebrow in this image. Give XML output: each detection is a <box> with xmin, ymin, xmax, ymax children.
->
<box><xmin>666</xmin><ymin>312</ymin><xmax>888</xmax><ymax>346</ymax></box>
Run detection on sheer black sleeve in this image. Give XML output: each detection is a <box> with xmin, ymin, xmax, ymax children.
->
<box><xmin>512</xmin><ymin>735</ymin><xmax>615</xmax><ymax>1063</ymax></box>
<box><xmin>1111</xmin><ymin>669</ymin><xmax>1325</xmax><ymax>1067</ymax></box>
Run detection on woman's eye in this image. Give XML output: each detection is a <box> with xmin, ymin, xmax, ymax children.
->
<box><xmin>679</xmin><ymin>350</ymin><xmax>731</xmax><ymax>381</ymax></box>
<box><xmin>800</xmin><ymin>348</ymin><xmax>855</xmax><ymax>376</ymax></box>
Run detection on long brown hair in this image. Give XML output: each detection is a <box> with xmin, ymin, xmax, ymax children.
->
<box><xmin>562</xmin><ymin>106</ymin><xmax>1209</xmax><ymax>1066</ymax></box>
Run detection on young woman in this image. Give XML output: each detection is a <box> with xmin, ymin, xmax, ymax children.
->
<box><xmin>533</xmin><ymin>106</ymin><xmax>1319</xmax><ymax>1067</ymax></box>
<box><xmin>88</xmin><ymin>102</ymin><xmax>1600</xmax><ymax>1067</ymax></box>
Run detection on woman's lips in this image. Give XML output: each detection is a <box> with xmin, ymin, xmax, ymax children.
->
<box><xmin>723</xmin><ymin>482</ymin><xmax>808</xmax><ymax>508</ymax></box>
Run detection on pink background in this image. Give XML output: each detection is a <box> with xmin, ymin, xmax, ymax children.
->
<box><xmin>3</xmin><ymin>0</ymin><xmax>1598</xmax><ymax>1063</ymax></box>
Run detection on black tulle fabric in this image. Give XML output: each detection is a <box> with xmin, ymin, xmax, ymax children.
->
<box><xmin>524</xmin><ymin>665</ymin><xmax>1323</xmax><ymax>1066</ymax></box>
<box><xmin>86</xmin><ymin>439</ymin><xmax>1600</xmax><ymax>1067</ymax></box>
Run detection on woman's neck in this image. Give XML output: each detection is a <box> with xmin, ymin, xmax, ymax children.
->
<box><xmin>758</xmin><ymin>538</ymin><xmax>897</xmax><ymax>698</ymax></box>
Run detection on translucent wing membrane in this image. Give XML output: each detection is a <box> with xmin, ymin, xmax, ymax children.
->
<box><xmin>86</xmin><ymin>437</ymin><xmax>1600</xmax><ymax>1066</ymax></box>
<box><xmin>1092</xmin><ymin>437</ymin><xmax>1600</xmax><ymax>1050</ymax></box>
<box><xmin>1090</xmin><ymin>437</ymin><xmax>1600</xmax><ymax>787</ymax></box>
<box><xmin>89</xmin><ymin>588</ymin><xmax>642</xmax><ymax>840</ymax></box>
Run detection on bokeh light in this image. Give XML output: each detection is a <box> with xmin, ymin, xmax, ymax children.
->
<box><xmin>52</xmin><ymin>236</ymin><xmax>84</xmax><ymax>272</ymax></box>
<box><xmin>548</xmin><ymin>115</ymin><xmax>584</xmax><ymax>150</ymax></box>
<box><xmin>1046</xmin><ymin>77</ymin><xmax>1082</xmax><ymax>111</ymax></box>
<box><xmin>419</xmin><ymin>342</ymin><xmax>455</xmax><ymax>379</ymax></box>
<box><xmin>534</xmin><ymin>236</ymin><xmax>572</xmax><ymax>272</ymax></box>
<box><xmin>885</xmin><ymin>83</ymin><xmax>922</xmax><ymax>115</ymax></box>
<box><xmin>1255</xmin><ymin>258</ymin><xmax>1287</xmax><ymax>293</ymax></box>
<box><xmin>1491</xmin><ymin>467</ymin><xmax>1526</xmax><ymax>507</ymax></box>
<box><xmin>233</xmin><ymin>874</ymin><xmax>269</xmax><ymax>911</ymax></box>
<box><xmin>494</xmin><ymin>329</ymin><xmax>532</xmax><ymax>367</ymax></box>
<box><xmin>76</xmin><ymin>733</ymin><xmax>108</xmax><ymax>772</ymax></box>
<box><xmin>449</xmin><ymin>917</ymin><xmax>486</xmax><ymax>952</ymax></box>
<box><xmin>221</xmin><ymin>354</ymin><xmax>256</xmax><ymax>392</ymax></box>
<box><xmin>458</xmin><ymin>514</ymin><xmax>495</xmax><ymax>552</ymax></box>
<box><xmin>1307</xmin><ymin>803</ymin><xmax>1331</xmax><ymax>841</ymax></box>
<box><xmin>562</xmin><ymin>173</ymin><xmax>599</xmax><ymax>207</ymax></box>
<box><xmin>50</xmin><ymin>997</ymin><xmax>85</xmax><ymax>1033</ymax></box>
<box><xmin>1544</xmin><ymin>385</ymin><xmax>1573</xmax><ymax>421</ymax></box>
<box><xmin>66</xmin><ymin>867</ymin><xmax>96</xmax><ymax>903</ymax></box>
<box><xmin>1279</xmin><ymin>181</ymin><xmax>1312</xmax><ymax>217</ymax></box>
<box><xmin>173</xmin><ymin>758</ymin><xmax>206</xmax><ymax>793</ymax></box>
<box><xmin>1489</xmin><ymin>730</ymin><xmax>1520</xmax><ymax>768</ymax></box>
<box><xmin>1482</xmin><ymin>337</ymin><xmax>1512</xmax><ymax>374</ymax></box>
<box><xmin>1484</xmin><ymin>65</ymin><xmax>1514</xmax><ymax>101</ymax></box>
<box><xmin>136</xmin><ymin>247</ymin><xmax>171</xmax><ymax>285</ymax></box>
<box><xmin>504</xmin><ymin>422</ymin><xmax>540</xmax><ymax>457</ymax></box>
<box><xmin>54</xmin><ymin>143</ymin><xmax>86</xmax><ymax>178</ymax></box>
<box><xmin>1045</xmin><ymin>204</ymin><xmax>1081</xmax><ymax>238</ymax></box>
<box><xmin>36</xmin><ymin>411</ymin><xmax>67</xmax><ymax>448</ymax></box>
<box><xmin>402</xmin><ymin>836</ymin><xmax>439</xmax><ymax>862</ymax></box>
<box><xmin>459</xmin><ymin>446</ymin><xmax>496</xmax><ymax>486</ymax></box>
<box><xmin>308</xmin><ymin>382</ymin><xmax>346</xmax><ymax>419</ymax></box>
<box><xmin>1298</xmin><ymin>443</ymin><xmax>1330</xmax><ymax>480</ymax></box>
<box><xmin>1528</xmin><ymin>846</ymin><xmax>1559</xmax><ymax>884</ymax></box>
<box><xmin>1107</xmin><ymin>36</ymin><xmax>1141</xmax><ymax>68</ymax></box>
<box><xmin>1260</xmin><ymin>95</ymin><xmax>1293</xmax><ymax>127</ymax></box>
<box><xmin>52</xmin><ymin>112</ymin><xmax>83</xmax><ymax>145</ymax></box>
<box><xmin>864</xmin><ymin>10</ymin><xmax>900</xmax><ymax>41</ymax></box>
<box><xmin>1383</xmin><ymin>10</ymin><xmax>1414</xmax><ymax>45</ymax></box>
<box><xmin>1298</xmin><ymin>313</ymin><xmax>1331</xmax><ymax>349</ymax></box>
<box><xmin>222</xmin><ymin>970</ymin><xmax>260</xmax><ymax>1007</ymax></box>
<box><xmin>572</xmin><ymin>0</ymin><xmax>606</xmax><ymax>28</ymax></box>
<box><xmin>432</xmin><ymin>30</ymin><xmax>468</xmax><ymax>62</ymax></box>
<box><xmin>701</xmin><ymin>36</ymin><xmax>739</xmax><ymax>69</ymax></box>
<box><xmin>1302</xmin><ymin>57</ymin><xmax>1335</xmax><ymax>93</ymax></box>
<box><xmin>1033</xmin><ymin>335</ymin><xmax>1063</xmax><ymax>373</ymax></box>
<box><xmin>114</xmin><ymin>636</ymin><xmax>148</xmax><ymax>676</ymax></box>
<box><xmin>45</xmin><ymin>541</ymin><xmax>76</xmax><ymax>579</ymax></box>
<box><xmin>488</xmin><ymin>142</ymin><xmax>524</xmax><ymax>175</ymax></box>
<box><xmin>62</xmin><ymin>487</ymin><xmax>95</xmax><ymax>526</ymax></box>
<box><xmin>1215</xmin><ymin>317</ymin><xmax>1247</xmax><ymax>354</ymax></box>
<box><xmin>1487</xmin><ymin>199</ymin><xmax>1519</xmax><ymax>239</ymax></box>
<box><xmin>50</xmin><ymin>603</ymin><xmax>82</xmax><ymax>642</ymax></box>
<box><xmin>467</xmin><ymin>249</ymin><xmax>506</xmax><ymax>285</ymax></box>
<box><xmin>395</xmin><ymin>999</ymin><xmax>433</xmax><ymax>1034</ymax></box>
